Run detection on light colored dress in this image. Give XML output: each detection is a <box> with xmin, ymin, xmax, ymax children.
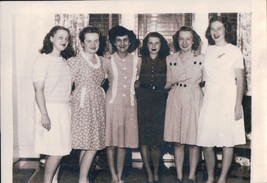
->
<box><xmin>197</xmin><ymin>43</ymin><xmax>246</xmax><ymax>147</ymax></box>
<box><xmin>68</xmin><ymin>52</ymin><xmax>106</xmax><ymax>150</ymax></box>
<box><xmin>103</xmin><ymin>53</ymin><xmax>141</xmax><ymax>148</ymax></box>
<box><xmin>32</xmin><ymin>54</ymin><xmax>72</xmax><ymax>156</ymax></box>
<box><xmin>164</xmin><ymin>52</ymin><xmax>204</xmax><ymax>145</ymax></box>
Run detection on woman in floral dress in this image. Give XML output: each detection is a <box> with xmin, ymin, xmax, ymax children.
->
<box><xmin>68</xmin><ymin>27</ymin><xmax>106</xmax><ymax>183</ymax></box>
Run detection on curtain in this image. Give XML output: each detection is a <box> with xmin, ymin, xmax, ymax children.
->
<box><xmin>55</xmin><ymin>14</ymin><xmax>90</xmax><ymax>53</ymax></box>
<box><xmin>237</xmin><ymin>13</ymin><xmax>252</xmax><ymax>96</ymax></box>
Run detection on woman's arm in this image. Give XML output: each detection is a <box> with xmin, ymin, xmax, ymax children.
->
<box><xmin>234</xmin><ymin>68</ymin><xmax>245</xmax><ymax>120</ymax></box>
<box><xmin>33</xmin><ymin>81</ymin><xmax>51</xmax><ymax>131</ymax></box>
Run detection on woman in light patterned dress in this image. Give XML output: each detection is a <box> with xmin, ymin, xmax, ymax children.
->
<box><xmin>32</xmin><ymin>25</ymin><xmax>75</xmax><ymax>183</ymax></box>
<box><xmin>164</xmin><ymin>26</ymin><xmax>204</xmax><ymax>183</ymax></box>
<box><xmin>197</xmin><ymin>16</ymin><xmax>245</xmax><ymax>183</ymax></box>
<box><xmin>68</xmin><ymin>27</ymin><xmax>106</xmax><ymax>183</ymax></box>
<box><xmin>103</xmin><ymin>26</ymin><xmax>141</xmax><ymax>183</ymax></box>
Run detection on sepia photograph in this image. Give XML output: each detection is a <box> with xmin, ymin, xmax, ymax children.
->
<box><xmin>1</xmin><ymin>0</ymin><xmax>266</xmax><ymax>182</ymax></box>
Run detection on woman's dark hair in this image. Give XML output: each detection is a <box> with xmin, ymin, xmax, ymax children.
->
<box><xmin>140</xmin><ymin>32</ymin><xmax>170</xmax><ymax>58</ymax></box>
<box><xmin>40</xmin><ymin>25</ymin><xmax>75</xmax><ymax>59</ymax></box>
<box><xmin>108</xmin><ymin>25</ymin><xmax>139</xmax><ymax>53</ymax></box>
<box><xmin>173</xmin><ymin>26</ymin><xmax>201</xmax><ymax>52</ymax></box>
<box><xmin>79</xmin><ymin>26</ymin><xmax>106</xmax><ymax>56</ymax></box>
<box><xmin>205</xmin><ymin>16</ymin><xmax>236</xmax><ymax>45</ymax></box>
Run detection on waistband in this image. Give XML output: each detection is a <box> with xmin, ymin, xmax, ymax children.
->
<box><xmin>140</xmin><ymin>84</ymin><xmax>165</xmax><ymax>90</ymax></box>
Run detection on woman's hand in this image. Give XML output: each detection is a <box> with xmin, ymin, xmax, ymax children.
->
<box><xmin>134</xmin><ymin>80</ymin><xmax>140</xmax><ymax>88</ymax></box>
<box><xmin>41</xmin><ymin>114</ymin><xmax>51</xmax><ymax>131</ymax></box>
<box><xmin>104</xmin><ymin>51</ymin><xmax>111</xmax><ymax>58</ymax></box>
<box><xmin>234</xmin><ymin>104</ymin><xmax>243</xmax><ymax>121</ymax></box>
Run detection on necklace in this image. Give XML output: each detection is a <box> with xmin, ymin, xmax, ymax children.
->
<box><xmin>81</xmin><ymin>51</ymin><xmax>101</xmax><ymax>69</ymax></box>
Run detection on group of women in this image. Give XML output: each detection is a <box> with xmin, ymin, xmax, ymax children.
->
<box><xmin>32</xmin><ymin>16</ymin><xmax>246</xmax><ymax>183</ymax></box>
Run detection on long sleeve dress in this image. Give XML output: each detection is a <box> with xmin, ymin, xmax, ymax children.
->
<box><xmin>136</xmin><ymin>55</ymin><xmax>168</xmax><ymax>146</ymax></box>
<box><xmin>164</xmin><ymin>52</ymin><xmax>204</xmax><ymax>145</ymax></box>
<box><xmin>103</xmin><ymin>52</ymin><xmax>141</xmax><ymax>148</ymax></box>
<box><xmin>197</xmin><ymin>44</ymin><xmax>246</xmax><ymax>147</ymax></box>
<box><xmin>68</xmin><ymin>52</ymin><xmax>106</xmax><ymax>150</ymax></box>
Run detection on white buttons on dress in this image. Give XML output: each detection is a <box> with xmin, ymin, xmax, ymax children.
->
<box><xmin>122</xmin><ymin>59</ymin><xmax>126</xmax><ymax>62</ymax></box>
<box><xmin>123</xmin><ymin>85</ymin><xmax>127</xmax><ymax>88</ymax></box>
<box><xmin>123</xmin><ymin>94</ymin><xmax>126</xmax><ymax>97</ymax></box>
<box><xmin>124</xmin><ymin>76</ymin><xmax>127</xmax><ymax>79</ymax></box>
<box><xmin>123</xmin><ymin>67</ymin><xmax>127</xmax><ymax>70</ymax></box>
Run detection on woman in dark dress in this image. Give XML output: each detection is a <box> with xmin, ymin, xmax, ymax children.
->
<box><xmin>136</xmin><ymin>32</ymin><xmax>170</xmax><ymax>182</ymax></box>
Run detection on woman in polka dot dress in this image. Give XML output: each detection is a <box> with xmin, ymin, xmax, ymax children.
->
<box><xmin>68</xmin><ymin>27</ymin><xmax>106</xmax><ymax>183</ymax></box>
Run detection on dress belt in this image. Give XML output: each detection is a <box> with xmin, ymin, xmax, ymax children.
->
<box><xmin>139</xmin><ymin>84</ymin><xmax>164</xmax><ymax>90</ymax></box>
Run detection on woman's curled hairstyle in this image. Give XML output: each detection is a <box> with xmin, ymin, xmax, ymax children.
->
<box><xmin>108</xmin><ymin>25</ymin><xmax>139</xmax><ymax>53</ymax></box>
<box><xmin>140</xmin><ymin>32</ymin><xmax>170</xmax><ymax>58</ymax></box>
<box><xmin>79</xmin><ymin>26</ymin><xmax>106</xmax><ymax>56</ymax></box>
<box><xmin>205</xmin><ymin>16</ymin><xmax>236</xmax><ymax>45</ymax></box>
<box><xmin>173</xmin><ymin>26</ymin><xmax>201</xmax><ymax>52</ymax></box>
<box><xmin>40</xmin><ymin>25</ymin><xmax>75</xmax><ymax>59</ymax></box>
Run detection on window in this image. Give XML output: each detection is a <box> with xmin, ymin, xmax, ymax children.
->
<box><xmin>137</xmin><ymin>14</ymin><xmax>194</xmax><ymax>53</ymax></box>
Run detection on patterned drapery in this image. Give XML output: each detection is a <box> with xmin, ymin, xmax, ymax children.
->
<box><xmin>237</xmin><ymin>13</ymin><xmax>252</xmax><ymax>96</ymax></box>
<box><xmin>55</xmin><ymin>14</ymin><xmax>90</xmax><ymax>53</ymax></box>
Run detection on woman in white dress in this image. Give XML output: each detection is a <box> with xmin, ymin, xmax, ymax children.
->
<box><xmin>32</xmin><ymin>26</ymin><xmax>75</xmax><ymax>183</ymax></box>
<box><xmin>197</xmin><ymin>16</ymin><xmax>246</xmax><ymax>183</ymax></box>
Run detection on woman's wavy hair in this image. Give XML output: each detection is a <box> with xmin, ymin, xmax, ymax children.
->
<box><xmin>140</xmin><ymin>32</ymin><xmax>170</xmax><ymax>58</ymax></box>
<box><xmin>108</xmin><ymin>25</ymin><xmax>139</xmax><ymax>53</ymax></box>
<box><xmin>79</xmin><ymin>26</ymin><xmax>107</xmax><ymax>56</ymax></box>
<box><xmin>173</xmin><ymin>26</ymin><xmax>202</xmax><ymax>52</ymax></box>
<box><xmin>40</xmin><ymin>25</ymin><xmax>75</xmax><ymax>59</ymax></box>
<box><xmin>205</xmin><ymin>16</ymin><xmax>236</xmax><ymax>45</ymax></box>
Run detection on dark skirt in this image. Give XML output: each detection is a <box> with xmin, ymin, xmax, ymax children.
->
<box><xmin>136</xmin><ymin>87</ymin><xmax>168</xmax><ymax>146</ymax></box>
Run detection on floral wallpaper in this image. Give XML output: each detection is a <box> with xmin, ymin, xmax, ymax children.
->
<box><xmin>237</xmin><ymin>13</ymin><xmax>252</xmax><ymax>96</ymax></box>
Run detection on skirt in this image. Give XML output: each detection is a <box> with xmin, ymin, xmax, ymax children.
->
<box><xmin>34</xmin><ymin>102</ymin><xmax>72</xmax><ymax>156</ymax></box>
<box><xmin>105</xmin><ymin>102</ymin><xmax>138</xmax><ymax>148</ymax></box>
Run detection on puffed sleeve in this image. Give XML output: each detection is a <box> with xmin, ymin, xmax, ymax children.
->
<box><xmin>232</xmin><ymin>47</ymin><xmax>244</xmax><ymax>69</ymax></box>
<box><xmin>32</xmin><ymin>55</ymin><xmax>46</xmax><ymax>82</ymax></box>
<box><xmin>67</xmin><ymin>56</ymin><xmax>80</xmax><ymax>81</ymax></box>
<box><xmin>165</xmin><ymin>55</ymin><xmax>172</xmax><ymax>89</ymax></box>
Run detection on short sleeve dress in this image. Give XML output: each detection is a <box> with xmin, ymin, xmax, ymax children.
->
<box><xmin>32</xmin><ymin>54</ymin><xmax>72</xmax><ymax>156</ymax></box>
<box><xmin>68</xmin><ymin>52</ymin><xmax>106</xmax><ymax>150</ymax></box>
<box><xmin>136</xmin><ymin>56</ymin><xmax>168</xmax><ymax>146</ymax></box>
<box><xmin>103</xmin><ymin>53</ymin><xmax>141</xmax><ymax>148</ymax></box>
<box><xmin>164</xmin><ymin>52</ymin><xmax>204</xmax><ymax>145</ymax></box>
<box><xmin>197</xmin><ymin>44</ymin><xmax>246</xmax><ymax>147</ymax></box>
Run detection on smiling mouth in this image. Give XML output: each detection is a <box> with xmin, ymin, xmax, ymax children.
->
<box><xmin>151</xmin><ymin>49</ymin><xmax>157</xmax><ymax>51</ymax></box>
<box><xmin>61</xmin><ymin>44</ymin><xmax>66</xmax><ymax>47</ymax></box>
<box><xmin>214</xmin><ymin>35</ymin><xmax>220</xmax><ymax>39</ymax></box>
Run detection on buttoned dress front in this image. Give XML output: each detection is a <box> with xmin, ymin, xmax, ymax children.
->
<box><xmin>197</xmin><ymin>44</ymin><xmax>246</xmax><ymax>147</ymax></box>
<box><xmin>164</xmin><ymin>52</ymin><xmax>204</xmax><ymax>145</ymax></box>
<box><xmin>103</xmin><ymin>53</ymin><xmax>141</xmax><ymax>148</ymax></box>
<box><xmin>68</xmin><ymin>53</ymin><xmax>106</xmax><ymax>150</ymax></box>
<box><xmin>136</xmin><ymin>56</ymin><xmax>168</xmax><ymax>146</ymax></box>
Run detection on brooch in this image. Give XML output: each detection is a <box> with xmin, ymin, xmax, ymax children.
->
<box><xmin>217</xmin><ymin>53</ymin><xmax>225</xmax><ymax>58</ymax></box>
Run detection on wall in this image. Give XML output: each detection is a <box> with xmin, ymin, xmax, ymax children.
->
<box><xmin>13</xmin><ymin>14</ymin><xmax>55</xmax><ymax>158</ymax></box>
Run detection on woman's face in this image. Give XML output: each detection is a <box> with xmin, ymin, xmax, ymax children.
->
<box><xmin>178</xmin><ymin>31</ymin><xmax>194</xmax><ymax>52</ymax></box>
<box><xmin>210</xmin><ymin>21</ymin><xmax>226</xmax><ymax>44</ymax></box>
<box><xmin>115</xmin><ymin>35</ymin><xmax>130</xmax><ymax>53</ymax></box>
<box><xmin>51</xmin><ymin>29</ymin><xmax>69</xmax><ymax>52</ymax></box>
<box><xmin>147</xmin><ymin>37</ymin><xmax>161</xmax><ymax>55</ymax></box>
<box><xmin>82</xmin><ymin>33</ymin><xmax>100</xmax><ymax>54</ymax></box>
